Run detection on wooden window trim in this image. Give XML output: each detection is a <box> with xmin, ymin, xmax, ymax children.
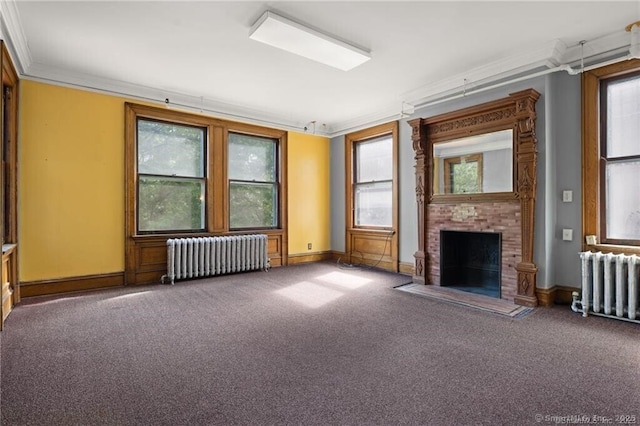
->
<box><xmin>345</xmin><ymin>121</ymin><xmax>398</xmax><ymax>271</ymax></box>
<box><xmin>228</xmin><ymin>132</ymin><xmax>280</xmax><ymax>230</ymax></box>
<box><xmin>0</xmin><ymin>42</ymin><xmax>20</xmax><ymax>327</ymax></box>
<box><xmin>136</xmin><ymin>117</ymin><xmax>208</xmax><ymax>234</ymax></box>
<box><xmin>582</xmin><ymin>58</ymin><xmax>640</xmax><ymax>254</ymax></box>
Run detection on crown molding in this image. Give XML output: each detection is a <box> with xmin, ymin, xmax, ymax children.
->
<box><xmin>401</xmin><ymin>39</ymin><xmax>564</xmax><ymax>108</ymax></box>
<box><xmin>24</xmin><ymin>62</ymin><xmax>333</xmax><ymax>137</ymax></box>
<box><xmin>560</xmin><ymin>30</ymin><xmax>629</xmax><ymax>65</ymax></box>
<box><xmin>0</xmin><ymin>0</ymin><xmax>32</xmax><ymax>73</ymax></box>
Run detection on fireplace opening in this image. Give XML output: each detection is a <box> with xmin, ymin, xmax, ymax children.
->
<box><xmin>440</xmin><ymin>230</ymin><xmax>501</xmax><ymax>298</ymax></box>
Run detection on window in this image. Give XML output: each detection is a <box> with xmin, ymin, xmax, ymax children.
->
<box><xmin>353</xmin><ymin>135</ymin><xmax>393</xmax><ymax>227</ymax></box>
<box><xmin>583</xmin><ymin>59</ymin><xmax>640</xmax><ymax>250</ymax></box>
<box><xmin>344</xmin><ymin>121</ymin><xmax>398</xmax><ymax>272</ymax></box>
<box><xmin>228</xmin><ymin>133</ymin><xmax>278</xmax><ymax>229</ymax></box>
<box><xmin>137</xmin><ymin>119</ymin><xmax>206</xmax><ymax>233</ymax></box>
<box><xmin>601</xmin><ymin>73</ymin><xmax>640</xmax><ymax>243</ymax></box>
<box><xmin>125</xmin><ymin>103</ymin><xmax>288</xmax><ymax>284</ymax></box>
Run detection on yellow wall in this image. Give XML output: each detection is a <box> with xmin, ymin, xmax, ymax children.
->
<box><xmin>20</xmin><ymin>81</ymin><xmax>126</xmax><ymax>281</ymax></box>
<box><xmin>19</xmin><ymin>81</ymin><xmax>331</xmax><ymax>282</ymax></box>
<box><xmin>287</xmin><ymin>132</ymin><xmax>330</xmax><ymax>254</ymax></box>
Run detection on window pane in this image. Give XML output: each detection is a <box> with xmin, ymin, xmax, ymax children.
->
<box><xmin>607</xmin><ymin>76</ymin><xmax>640</xmax><ymax>158</ymax></box>
<box><xmin>138</xmin><ymin>177</ymin><xmax>204</xmax><ymax>232</ymax></box>
<box><xmin>229</xmin><ymin>182</ymin><xmax>276</xmax><ymax>228</ymax></box>
<box><xmin>606</xmin><ymin>160</ymin><xmax>640</xmax><ymax>240</ymax></box>
<box><xmin>356</xmin><ymin>136</ymin><xmax>392</xmax><ymax>182</ymax></box>
<box><xmin>138</xmin><ymin>119</ymin><xmax>205</xmax><ymax>177</ymax></box>
<box><xmin>228</xmin><ymin>133</ymin><xmax>276</xmax><ymax>182</ymax></box>
<box><xmin>355</xmin><ymin>181</ymin><xmax>392</xmax><ymax>226</ymax></box>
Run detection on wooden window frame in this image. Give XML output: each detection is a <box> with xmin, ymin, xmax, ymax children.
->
<box><xmin>352</xmin><ymin>134</ymin><xmax>394</xmax><ymax>229</ymax></box>
<box><xmin>345</xmin><ymin>121</ymin><xmax>398</xmax><ymax>272</ymax></box>
<box><xmin>228</xmin><ymin>132</ymin><xmax>280</xmax><ymax>231</ymax></box>
<box><xmin>136</xmin><ymin>117</ymin><xmax>208</xmax><ymax>234</ymax></box>
<box><xmin>125</xmin><ymin>103</ymin><xmax>288</xmax><ymax>285</ymax></box>
<box><xmin>583</xmin><ymin>58</ymin><xmax>640</xmax><ymax>255</ymax></box>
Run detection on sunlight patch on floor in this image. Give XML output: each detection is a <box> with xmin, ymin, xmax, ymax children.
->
<box><xmin>315</xmin><ymin>271</ymin><xmax>372</xmax><ymax>289</ymax></box>
<box><xmin>103</xmin><ymin>291</ymin><xmax>152</xmax><ymax>303</ymax></box>
<box><xmin>275</xmin><ymin>281</ymin><xmax>344</xmax><ymax>308</ymax></box>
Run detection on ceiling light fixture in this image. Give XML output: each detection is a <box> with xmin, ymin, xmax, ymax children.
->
<box><xmin>626</xmin><ymin>21</ymin><xmax>640</xmax><ymax>59</ymax></box>
<box><xmin>249</xmin><ymin>11</ymin><xmax>371</xmax><ymax>71</ymax></box>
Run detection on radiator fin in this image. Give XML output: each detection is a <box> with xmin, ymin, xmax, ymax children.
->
<box><xmin>165</xmin><ymin>235</ymin><xmax>270</xmax><ymax>284</ymax></box>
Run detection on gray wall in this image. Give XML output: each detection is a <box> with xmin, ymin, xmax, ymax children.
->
<box><xmin>548</xmin><ymin>71</ymin><xmax>582</xmax><ymax>288</ymax></box>
<box><xmin>329</xmin><ymin>135</ymin><xmax>346</xmax><ymax>253</ymax></box>
<box><xmin>330</xmin><ymin>71</ymin><xmax>584</xmax><ymax>289</ymax></box>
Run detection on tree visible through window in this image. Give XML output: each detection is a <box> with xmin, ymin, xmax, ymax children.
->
<box><xmin>137</xmin><ymin>119</ymin><xmax>205</xmax><ymax>232</ymax></box>
<box><xmin>228</xmin><ymin>133</ymin><xmax>278</xmax><ymax>229</ymax></box>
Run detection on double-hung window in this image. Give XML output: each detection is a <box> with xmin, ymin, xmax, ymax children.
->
<box><xmin>583</xmin><ymin>59</ymin><xmax>640</xmax><ymax>250</ymax></box>
<box><xmin>137</xmin><ymin>119</ymin><xmax>206</xmax><ymax>233</ymax></box>
<box><xmin>600</xmin><ymin>73</ymin><xmax>640</xmax><ymax>243</ymax></box>
<box><xmin>353</xmin><ymin>135</ymin><xmax>393</xmax><ymax>227</ymax></box>
<box><xmin>228</xmin><ymin>133</ymin><xmax>278</xmax><ymax>229</ymax></box>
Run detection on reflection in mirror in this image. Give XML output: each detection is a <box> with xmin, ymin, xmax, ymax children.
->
<box><xmin>433</xmin><ymin>129</ymin><xmax>513</xmax><ymax>195</ymax></box>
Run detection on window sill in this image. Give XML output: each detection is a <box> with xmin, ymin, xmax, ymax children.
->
<box><xmin>584</xmin><ymin>244</ymin><xmax>640</xmax><ymax>256</ymax></box>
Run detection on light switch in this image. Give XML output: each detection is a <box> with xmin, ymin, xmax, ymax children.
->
<box><xmin>562</xmin><ymin>229</ymin><xmax>573</xmax><ymax>241</ymax></box>
<box><xmin>562</xmin><ymin>190</ymin><xmax>573</xmax><ymax>203</ymax></box>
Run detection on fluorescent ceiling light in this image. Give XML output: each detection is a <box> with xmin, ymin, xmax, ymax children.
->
<box><xmin>249</xmin><ymin>11</ymin><xmax>371</xmax><ymax>71</ymax></box>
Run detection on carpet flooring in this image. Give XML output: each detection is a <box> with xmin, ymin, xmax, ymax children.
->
<box><xmin>1</xmin><ymin>261</ymin><xmax>639</xmax><ymax>425</ymax></box>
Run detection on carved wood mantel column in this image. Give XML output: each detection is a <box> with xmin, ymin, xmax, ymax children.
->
<box><xmin>511</xmin><ymin>89</ymin><xmax>541</xmax><ymax>307</ymax></box>
<box><xmin>408</xmin><ymin>118</ymin><xmax>427</xmax><ymax>284</ymax></box>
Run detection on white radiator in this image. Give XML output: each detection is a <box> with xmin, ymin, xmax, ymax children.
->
<box><xmin>572</xmin><ymin>251</ymin><xmax>640</xmax><ymax>323</ymax></box>
<box><xmin>163</xmin><ymin>235</ymin><xmax>270</xmax><ymax>284</ymax></box>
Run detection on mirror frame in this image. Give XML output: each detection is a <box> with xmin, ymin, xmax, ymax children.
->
<box><xmin>408</xmin><ymin>89</ymin><xmax>541</xmax><ymax>306</ymax></box>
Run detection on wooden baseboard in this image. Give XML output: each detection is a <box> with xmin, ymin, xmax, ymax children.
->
<box><xmin>288</xmin><ymin>251</ymin><xmax>333</xmax><ymax>264</ymax></box>
<box><xmin>536</xmin><ymin>287</ymin><xmax>555</xmax><ymax>307</ymax></box>
<box><xmin>21</xmin><ymin>272</ymin><xmax>124</xmax><ymax>298</ymax></box>
<box><xmin>535</xmin><ymin>285</ymin><xmax>579</xmax><ymax>307</ymax></box>
<box><xmin>554</xmin><ymin>286</ymin><xmax>578</xmax><ymax>305</ymax></box>
<box><xmin>399</xmin><ymin>261</ymin><xmax>414</xmax><ymax>276</ymax></box>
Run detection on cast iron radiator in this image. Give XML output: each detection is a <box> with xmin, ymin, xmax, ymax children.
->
<box><xmin>572</xmin><ymin>251</ymin><xmax>640</xmax><ymax>324</ymax></box>
<box><xmin>163</xmin><ymin>235</ymin><xmax>270</xmax><ymax>284</ymax></box>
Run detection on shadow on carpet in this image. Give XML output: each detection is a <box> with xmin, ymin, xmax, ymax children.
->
<box><xmin>395</xmin><ymin>283</ymin><xmax>533</xmax><ymax>318</ymax></box>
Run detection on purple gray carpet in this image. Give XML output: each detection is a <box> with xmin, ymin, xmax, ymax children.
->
<box><xmin>1</xmin><ymin>262</ymin><xmax>638</xmax><ymax>425</ymax></box>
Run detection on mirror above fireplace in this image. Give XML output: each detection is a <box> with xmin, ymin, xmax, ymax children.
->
<box><xmin>433</xmin><ymin>129</ymin><xmax>513</xmax><ymax>195</ymax></box>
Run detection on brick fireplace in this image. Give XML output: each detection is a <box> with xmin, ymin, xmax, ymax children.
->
<box><xmin>408</xmin><ymin>89</ymin><xmax>541</xmax><ymax>307</ymax></box>
<box><xmin>429</xmin><ymin>202</ymin><xmax>520</xmax><ymax>301</ymax></box>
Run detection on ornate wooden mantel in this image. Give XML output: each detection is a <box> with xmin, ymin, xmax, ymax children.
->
<box><xmin>408</xmin><ymin>89</ymin><xmax>541</xmax><ymax>307</ymax></box>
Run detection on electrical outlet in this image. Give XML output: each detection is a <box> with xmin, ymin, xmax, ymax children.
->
<box><xmin>562</xmin><ymin>229</ymin><xmax>573</xmax><ymax>241</ymax></box>
<box><xmin>307</xmin><ymin>243</ymin><xmax>312</xmax><ymax>250</ymax></box>
<box><xmin>562</xmin><ymin>190</ymin><xmax>573</xmax><ymax>203</ymax></box>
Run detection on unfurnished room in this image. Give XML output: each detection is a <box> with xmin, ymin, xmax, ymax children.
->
<box><xmin>0</xmin><ymin>1</ymin><xmax>638</xmax><ymax>425</ymax></box>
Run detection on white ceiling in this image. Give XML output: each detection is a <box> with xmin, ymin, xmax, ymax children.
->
<box><xmin>2</xmin><ymin>1</ymin><xmax>639</xmax><ymax>136</ymax></box>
